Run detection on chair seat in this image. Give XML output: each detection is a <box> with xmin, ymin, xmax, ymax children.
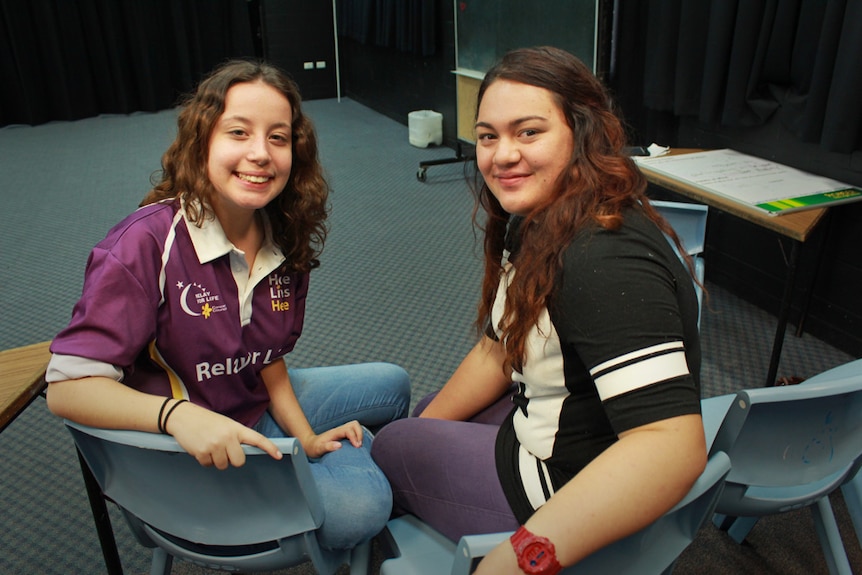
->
<box><xmin>379</xmin><ymin>451</ymin><xmax>731</xmax><ymax>575</ymax></box>
<box><xmin>720</xmin><ymin>467</ymin><xmax>856</xmax><ymax>515</ymax></box>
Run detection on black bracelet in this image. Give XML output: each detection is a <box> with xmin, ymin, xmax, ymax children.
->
<box><xmin>157</xmin><ymin>397</ymin><xmax>172</xmax><ymax>434</ymax></box>
<box><xmin>161</xmin><ymin>399</ymin><xmax>188</xmax><ymax>435</ymax></box>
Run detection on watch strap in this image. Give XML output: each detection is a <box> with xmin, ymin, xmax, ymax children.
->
<box><xmin>510</xmin><ymin>525</ymin><xmax>562</xmax><ymax>575</ymax></box>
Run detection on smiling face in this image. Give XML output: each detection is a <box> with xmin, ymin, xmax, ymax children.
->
<box><xmin>206</xmin><ymin>80</ymin><xmax>293</xmax><ymax>223</ymax></box>
<box><xmin>475</xmin><ymin>79</ymin><xmax>575</xmax><ymax>216</ymax></box>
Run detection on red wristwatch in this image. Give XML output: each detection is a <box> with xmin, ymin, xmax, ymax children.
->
<box><xmin>510</xmin><ymin>526</ymin><xmax>562</xmax><ymax>575</ymax></box>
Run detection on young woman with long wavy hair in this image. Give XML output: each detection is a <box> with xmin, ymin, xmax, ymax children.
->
<box><xmin>47</xmin><ymin>60</ymin><xmax>410</xmax><ymax>552</ymax></box>
<box><xmin>372</xmin><ymin>47</ymin><xmax>706</xmax><ymax>574</ymax></box>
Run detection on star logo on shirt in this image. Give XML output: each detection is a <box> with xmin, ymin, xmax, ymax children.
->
<box><xmin>175</xmin><ymin>277</ymin><xmax>226</xmax><ymax>318</ymax></box>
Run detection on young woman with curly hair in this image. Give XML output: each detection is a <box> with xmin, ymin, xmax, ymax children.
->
<box><xmin>372</xmin><ymin>46</ymin><xmax>706</xmax><ymax>574</ymax></box>
<box><xmin>47</xmin><ymin>60</ymin><xmax>409</xmax><ymax>552</ymax></box>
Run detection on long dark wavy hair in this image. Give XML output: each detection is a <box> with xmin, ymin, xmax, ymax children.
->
<box><xmin>141</xmin><ymin>59</ymin><xmax>329</xmax><ymax>273</ymax></box>
<box><xmin>472</xmin><ymin>46</ymin><xmax>694</xmax><ymax>373</ymax></box>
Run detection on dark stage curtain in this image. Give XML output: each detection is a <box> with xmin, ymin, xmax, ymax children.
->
<box><xmin>0</xmin><ymin>0</ymin><xmax>256</xmax><ymax>127</ymax></box>
<box><xmin>642</xmin><ymin>0</ymin><xmax>862</xmax><ymax>153</ymax></box>
<box><xmin>336</xmin><ymin>0</ymin><xmax>437</xmax><ymax>57</ymax></box>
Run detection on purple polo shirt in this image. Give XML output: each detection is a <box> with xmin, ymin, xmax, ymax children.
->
<box><xmin>49</xmin><ymin>199</ymin><xmax>307</xmax><ymax>426</ymax></box>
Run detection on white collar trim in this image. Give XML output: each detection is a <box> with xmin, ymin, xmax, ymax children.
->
<box><xmin>182</xmin><ymin>201</ymin><xmax>284</xmax><ymax>272</ymax></box>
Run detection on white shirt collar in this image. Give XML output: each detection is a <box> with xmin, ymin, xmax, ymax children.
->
<box><xmin>182</xmin><ymin>201</ymin><xmax>284</xmax><ymax>272</ymax></box>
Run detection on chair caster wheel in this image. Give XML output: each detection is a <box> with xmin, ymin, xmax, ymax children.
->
<box><xmin>417</xmin><ymin>168</ymin><xmax>427</xmax><ymax>182</ymax></box>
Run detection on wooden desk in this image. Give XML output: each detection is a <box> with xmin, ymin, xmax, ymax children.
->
<box><xmin>638</xmin><ymin>149</ymin><xmax>827</xmax><ymax>242</ymax></box>
<box><xmin>0</xmin><ymin>341</ymin><xmax>51</xmax><ymax>432</ymax></box>
<box><xmin>638</xmin><ymin>150</ymin><xmax>828</xmax><ymax>386</ymax></box>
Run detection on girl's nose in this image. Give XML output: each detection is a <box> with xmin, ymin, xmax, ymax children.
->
<box><xmin>247</xmin><ymin>136</ymin><xmax>271</xmax><ymax>164</ymax></box>
<box><xmin>494</xmin><ymin>138</ymin><xmax>520</xmax><ymax>165</ymax></box>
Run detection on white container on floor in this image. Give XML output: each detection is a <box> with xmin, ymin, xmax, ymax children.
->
<box><xmin>408</xmin><ymin>110</ymin><xmax>443</xmax><ymax>148</ymax></box>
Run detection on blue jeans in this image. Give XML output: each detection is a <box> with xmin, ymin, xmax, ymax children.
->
<box><xmin>254</xmin><ymin>362</ymin><xmax>410</xmax><ymax>550</ymax></box>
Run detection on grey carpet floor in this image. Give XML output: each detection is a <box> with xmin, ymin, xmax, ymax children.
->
<box><xmin>0</xmin><ymin>98</ymin><xmax>859</xmax><ymax>574</ymax></box>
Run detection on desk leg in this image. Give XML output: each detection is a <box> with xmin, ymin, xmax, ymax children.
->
<box><xmin>795</xmin><ymin>210</ymin><xmax>831</xmax><ymax>338</ymax></box>
<box><xmin>77</xmin><ymin>449</ymin><xmax>124</xmax><ymax>575</ymax></box>
<box><xmin>766</xmin><ymin>240</ymin><xmax>801</xmax><ymax>387</ymax></box>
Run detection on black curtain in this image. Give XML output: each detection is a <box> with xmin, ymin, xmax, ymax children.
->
<box><xmin>336</xmin><ymin>0</ymin><xmax>437</xmax><ymax>57</ymax></box>
<box><xmin>642</xmin><ymin>0</ymin><xmax>862</xmax><ymax>154</ymax></box>
<box><xmin>0</xmin><ymin>0</ymin><xmax>256</xmax><ymax>127</ymax></box>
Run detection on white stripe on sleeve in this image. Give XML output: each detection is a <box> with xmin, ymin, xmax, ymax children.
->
<box><xmin>590</xmin><ymin>341</ymin><xmax>689</xmax><ymax>401</ymax></box>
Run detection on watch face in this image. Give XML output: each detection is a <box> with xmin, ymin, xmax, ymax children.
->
<box><xmin>512</xmin><ymin>527</ymin><xmax>560</xmax><ymax>575</ymax></box>
<box><xmin>522</xmin><ymin>540</ymin><xmax>555</xmax><ymax>572</ymax></box>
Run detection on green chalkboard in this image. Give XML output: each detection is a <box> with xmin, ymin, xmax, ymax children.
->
<box><xmin>455</xmin><ymin>0</ymin><xmax>599</xmax><ymax>74</ymax></box>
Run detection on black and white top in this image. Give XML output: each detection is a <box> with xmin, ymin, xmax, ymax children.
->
<box><xmin>492</xmin><ymin>207</ymin><xmax>702</xmax><ymax>523</ymax></box>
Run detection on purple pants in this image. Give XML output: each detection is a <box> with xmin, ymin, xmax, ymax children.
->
<box><xmin>370</xmin><ymin>389</ymin><xmax>521</xmax><ymax>542</ymax></box>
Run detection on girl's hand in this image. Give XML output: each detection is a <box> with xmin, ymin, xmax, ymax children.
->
<box><xmin>165</xmin><ymin>401</ymin><xmax>283</xmax><ymax>469</ymax></box>
<box><xmin>302</xmin><ymin>419</ymin><xmax>364</xmax><ymax>458</ymax></box>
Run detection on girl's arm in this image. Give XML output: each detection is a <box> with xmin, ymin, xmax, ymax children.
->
<box><xmin>259</xmin><ymin>360</ymin><xmax>363</xmax><ymax>457</ymax></box>
<box><xmin>420</xmin><ymin>335</ymin><xmax>512</xmax><ymax>421</ymax></box>
<box><xmin>473</xmin><ymin>413</ymin><xmax>707</xmax><ymax>573</ymax></box>
<box><xmin>46</xmin><ymin>376</ymin><xmax>282</xmax><ymax>469</ymax></box>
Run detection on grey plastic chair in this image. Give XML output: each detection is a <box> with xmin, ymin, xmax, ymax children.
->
<box><xmin>378</xmin><ymin>450</ymin><xmax>731</xmax><ymax>575</ymax></box>
<box><xmin>701</xmin><ymin>368</ymin><xmax>862</xmax><ymax>575</ymax></box>
<box><xmin>66</xmin><ymin>420</ymin><xmax>371</xmax><ymax>575</ymax></box>
<box><xmin>706</xmin><ymin>358</ymin><xmax>862</xmax><ymax>554</ymax></box>
<box><xmin>803</xmin><ymin>358</ymin><xmax>862</xmax><ymax>550</ymax></box>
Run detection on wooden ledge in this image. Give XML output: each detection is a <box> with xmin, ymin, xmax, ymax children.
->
<box><xmin>0</xmin><ymin>341</ymin><xmax>52</xmax><ymax>432</ymax></box>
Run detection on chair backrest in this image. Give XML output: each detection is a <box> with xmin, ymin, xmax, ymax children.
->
<box><xmin>651</xmin><ymin>200</ymin><xmax>708</xmax><ymax>257</ymax></box>
<box><xmin>450</xmin><ymin>451</ymin><xmax>732</xmax><ymax>575</ymax></box>
<box><xmin>67</xmin><ymin>421</ymin><xmax>322</xmax><ymax>546</ymax></box>
<box><xmin>65</xmin><ymin>421</ymin><xmax>357</xmax><ymax>574</ymax></box>
<box><xmin>802</xmin><ymin>358</ymin><xmax>862</xmax><ymax>385</ymax></box>
<box><xmin>651</xmin><ymin>200</ymin><xmax>708</xmax><ymax>327</ymax></box>
<box><xmin>709</xmin><ymin>375</ymin><xmax>862</xmax><ymax>517</ymax></box>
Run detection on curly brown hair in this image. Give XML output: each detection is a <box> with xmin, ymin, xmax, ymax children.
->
<box><xmin>471</xmin><ymin>46</ymin><xmax>694</xmax><ymax>373</ymax></box>
<box><xmin>141</xmin><ymin>59</ymin><xmax>329</xmax><ymax>273</ymax></box>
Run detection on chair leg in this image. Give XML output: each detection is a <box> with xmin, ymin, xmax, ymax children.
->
<box><xmin>725</xmin><ymin>516</ymin><xmax>759</xmax><ymax>544</ymax></box>
<box><xmin>304</xmin><ymin>531</ymin><xmax>350</xmax><ymax>575</ymax></box>
<box><xmin>77</xmin><ymin>449</ymin><xmax>124</xmax><ymax>575</ymax></box>
<box><xmin>811</xmin><ymin>497</ymin><xmax>853</xmax><ymax>575</ymax></box>
<box><xmin>348</xmin><ymin>540</ymin><xmax>372</xmax><ymax>575</ymax></box>
<box><xmin>713</xmin><ymin>513</ymin><xmax>760</xmax><ymax>543</ymax></box>
<box><xmin>840</xmin><ymin>471</ymin><xmax>862</xmax><ymax>549</ymax></box>
<box><xmin>149</xmin><ymin>548</ymin><xmax>172</xmax><ymax>575</ymax></box>
<box><xmin>712</xmin><ymin>513</ymin><xmax>731</xmax><ymax>530</ymax></box>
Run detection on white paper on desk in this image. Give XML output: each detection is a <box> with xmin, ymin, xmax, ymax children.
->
<box><xmin>637</xmin><ymin>149</ymin><xmax>862</xmax><ymax>215</ymax></box>
<box><xmin>646</xmin><ymin>143</ymin><xmax>669</xmax><ymax>157</ymax></box>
